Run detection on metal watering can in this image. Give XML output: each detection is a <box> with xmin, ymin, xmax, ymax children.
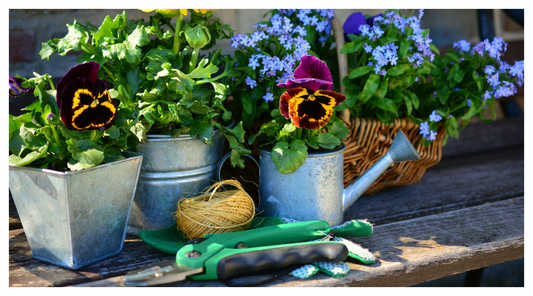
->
<box><xmin>218</xmin><ymin>129</ymin><xmax>420</xmax><ymax>226</ymax></box>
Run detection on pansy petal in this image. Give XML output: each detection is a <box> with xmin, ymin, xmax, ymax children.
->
<box><xmin>285</xmin><ymin>88</ymin><xmax>337</xmax><ymax>130</ymax></box>
<box><xmin>60</xmin><ymin>78</ymin><xmax>116</xmax><ymax>131</ymax></box>
<box><xmin>57</xmin><ymin>62</ymin><xmax>100</xmax><ymax>109</ymax></box>
<box><xmin>293</xmin><ymin>55</ymin><xmax>332</xmax><ymax>83</ymax></box>
<box><xmin>280</xmin><ymin>88</ymin><xmax>304</xmax><ymax>119</ymax></box>
<box><xmin>343</xmin><ymin>12</ymin><xmax>367</xmax><ymax>36</ymax></box>
<box><xmin>278</xmin><ymin>77</ymin><xmax>334</xmax><ymax>91</ymax></box>
<box><xmin>314</xmin><ymin>90</ymin><xmax>347</xmax><ymax>107</ymax></box>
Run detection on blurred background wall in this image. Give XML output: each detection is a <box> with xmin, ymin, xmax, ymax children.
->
<box><xmin>9</xmin><ymin>9</ymin><xmax>524</xmax><ymax>77</ymax></box>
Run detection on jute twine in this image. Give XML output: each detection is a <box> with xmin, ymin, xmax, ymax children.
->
<box><xmin>174</xmin><ymin>179</ymin><xmax>256</xmax><ymax>240</ymax></box>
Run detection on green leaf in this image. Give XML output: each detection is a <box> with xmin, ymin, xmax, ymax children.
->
<box><xmin>271</xmin><ymin>139</ymin><xmax>308</xmax><ymax>174</ymax></box>
<box><xmin>399</xmin><ymin>39</ymin><xmax>411</xmax><ymax>58</ymax></box>
<box><xmin>340</xmin><ymin>39</ymin><xmax>364</xmax><ymax>54</ymax></box>
<box><xmin>188</xmin><ymin>59</ymin><xmax>219</xmax><ymax>79</ymax></box>
<box><xmin>279</xmin><ymin>123</ymin><xmax>297</xmax><ymax>138</ymax></box>
<box><xmin>188</xmin><ymin>120</ymin><xmax>214</xmax><ymax>145</ymax></box>
<box><xmin>127</xmin><ymin>25</ymin><xmax>150</xmax><ymax>48</ymax></box>
<box><xmin>166</xmin><ymin>69</ymin><xmax>195</xmax><ymax>94</ymax></box>
<box><xmin>328</xmin><ymin>118</ymin><xmax>350</xmax><ymax>140</ymax></box>
<box><xmin>318</xmin><ymin>133</ymin><xmax>341</xmax><ymax>150</ymax></box>
<box><xmin>446</xmin><ymin>51</ymin><xmax>459</xmax><ymax>62</ymax></box>
<box><xmin>473</xmin><ymin>71</ymin><xmax>483</xmax><ymax>91</ymax></box>
<box><xmin>387</xmin><ymin>64</ymin><xmax>411</xmax><ymax>76</ymax></box>
<box><xmin>66</xmin><ymin>139</ymin><xmax>105</xmax><ymax>170</ymax></box>
<box><xmin>103</xmin><ymin>40</ymin><xmax>143</xmax><ymax>64</ymax></box>
<box><xmin>439</xmin><ymin>86</ymin><xmax>451</xmax><ymax>104</ymax></box>
<box><xmin>55</xmin><ymin>20</ymin><xmax>89</xmax><ymax>55</ymax></box>
<box><xmin>401</xmin><ymin>92</ymin><xmax>413</xmax><ymax>115</ymax></box>
<box><xmin>407</xmin><ymin>91</ymin><xmax>419</xmax><ymax>109</ymax></box>
<box><xmin>103</xmin><ymin>149</ymin><xmax>126</xmax><ymax>163</ymax></box>
<box><xmin>378</xmin><ymin>37</ymin><xmax>398</xmax><ymax>46</ymax></box>
<box><xmin>368</xmin><ymin>97</ymin><xmax>398</xmax><ymax>115</ymax></box>
<box><xmin>348</xmin><ymin>66</ymin><xmax>374</xmax><ymax>79</ymax></box>
<box><xmin>104</xmin><ymin>125</ymin><xmax>120</xmax><ymax>139</ymax></box>
<box><xmin>460</xmin><ymin>102</ymin><xmax>478</xmax><ymax>121</ymax></box>
<box><xmin>429</xmin><ymin>43</ymin><xmax>440</xmax><ymax>55</ymax></box>
<box><xmin>343</xmin><ymin>88</ymin><xmax>359</xmax><ymax>108</ymax></box>
<box><xmin>305</xmin><ymin>134</ymin><xmax>319</xmax><ymax>150</ymax></box>
<box><xmin>361</xmin><ymin>74</ymin><xmax>380</xmax><ymax>103</ymax></box>
<box><xmin>445</xmin><ymin>116</ymin><xmax>460</xmax><ymax>138</ymax></box>
<box><xmin>9</xmin><ymin>144</ymin><xmax>48</xmax><ymax>167</ymax></box>
<box><xmin>94</xmin><ymin>14</ymin><xmax>123</xmax><ymax>46</ymax></box>
<box><xmin>454</xmin><ymin>69</ymin><xmax>466</xmax><ymax>83</ymax></box>
<box><xmin>241</xmin><ymin>91</ymin><xmax>253</xmax><ymax>114</ymax></box>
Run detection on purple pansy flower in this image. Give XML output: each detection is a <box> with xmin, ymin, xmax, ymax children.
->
<box><xmin>57</xmin><ymin>62</ymin><xmax>117</xmax><ymax>131</ymax></box>
<box><xmin>342</xmin><ymin>12</ymin><xmax>383</xmax><ymax>41</ymax></box>
<box><xmin>277</xmin><ymin>55</ymin><xmax>333</xmax><ymax>91</ymax></box>
<box><xmin>9</xmin><ymin>76</ymin><xmax>33</xmax><ymax>98</ymax></box>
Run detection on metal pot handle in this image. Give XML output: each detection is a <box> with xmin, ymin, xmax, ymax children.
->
<box><xmin>217</xmin><ymin>153</ymin><xmax>260</xmax><ymax>186</ymax></box>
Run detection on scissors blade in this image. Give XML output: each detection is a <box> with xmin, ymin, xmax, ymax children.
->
<box><xmin>124</xmin><ymin>260</ymin><xmax>204</xmax><ymax>286</ymax></box>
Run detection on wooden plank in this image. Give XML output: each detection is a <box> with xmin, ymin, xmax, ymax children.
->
<box><xmin>442</xmin><ymin>116</ymin><xmax>523</xmax><ymax>158</ymax></box>
<box><xmin>344</xmin><ymin>145</ymin><xmax>523</xmax><ymax>225</ymax></box>
<box><xmin>9</xmin><ymin>232</ymin><xmax>175</xmax><ymax>287</ymax></box>
<box><xmin>77</xmin><ymin>197</ymin><xmax>524</xmax><ymax>287</ymax></box>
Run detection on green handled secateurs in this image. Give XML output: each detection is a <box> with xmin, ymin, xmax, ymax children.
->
<box><xmin>124</xmin><ymin>220</ymin><xmax>349</xmax><ymax>286</ymax></box>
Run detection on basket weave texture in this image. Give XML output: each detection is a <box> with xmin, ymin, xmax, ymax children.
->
<box><xmin>342</xmin><ymin>117</ymin><xmax>446</xmax><ymax>195</ymax></box>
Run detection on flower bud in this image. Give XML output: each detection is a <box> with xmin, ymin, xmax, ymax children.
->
<box><xmin>47</xmin><ymin>113</ymin><xmax>55</xmax><ymax>122</ymax></box>
<box><xmin>184</xmin><ymin>25</ymin><xmax>211</xmax><ymax>49</ymax></box>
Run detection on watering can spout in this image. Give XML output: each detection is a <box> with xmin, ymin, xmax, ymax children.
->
<box><xmin>342</xmin><ymin>129</ymin><xmax>421</xmax><ymax>212</ymax></box>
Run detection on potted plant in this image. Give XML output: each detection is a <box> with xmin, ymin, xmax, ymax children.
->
<box><xmin>9</xmin><ymin>62</ymin><xmax>143</xmax><ymax>269</ymax></box>
<box><xmin>247</xmin><ymin>54</ymin><xmax>353</xmax><ymax>225</ymax></box>
<box><xmin>338</xmin><ymin>9</ymin><xmax>524</xmax><ymax>194</ymax></box>
<box><xmin>40</xmin><ymin>9</ymin><xmax>250</xmax><ymax>232</ymax></box>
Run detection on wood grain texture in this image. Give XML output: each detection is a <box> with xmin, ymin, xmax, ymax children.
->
<box><xmin>344</xmin><ymin>145</ymin><xmax>523</xmax><ymax>225</ymax></box>
<box><xmin>8</xmin><ymin>116</ymin><xmax>524</xmax><ymax>287</ymax></box>
<box><xmin>252</xmin><ymin>197</ymin><xmax>524</xmax><ymax>287</ymax></box>
<box><xmin>75</xmin><ymin>196</ymin><xmax>524</xmax><ymax>287</ymax></box>
<box><xmin>9</xmin><ymin>232</ymin><xmax>175</xmax><ymax>287</ymax></box>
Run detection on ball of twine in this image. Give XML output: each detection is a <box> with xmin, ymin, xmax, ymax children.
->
<box><xmin>174</xmin><ymin>179</ymin><xmax>256</xmax><ymax>240</ymax></box>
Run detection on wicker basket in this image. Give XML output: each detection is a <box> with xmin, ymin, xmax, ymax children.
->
<box><xmin>330</xmin><ymin>13</ymin><xmax>445</xmax><ymax>195</ymax></box>
<box><xmin>341</xmin><ymin>117</ymin><xmax>446</xmax><ymax>195</ymax></box>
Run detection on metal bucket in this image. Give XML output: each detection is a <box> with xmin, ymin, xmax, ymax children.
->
<box><xmin>128</xmin><ymin>125</ymin><xmax>229</xmax><ymax>234</ymax></box>
<box><xmin>259</xmin><ymin>146</ymin><xmax>346</xmax><ymax>226</ymax></box>
<box><xmin>9</xmin><ymin>152</ymin><xmax>143</xmax><ymax>269</ymax></box>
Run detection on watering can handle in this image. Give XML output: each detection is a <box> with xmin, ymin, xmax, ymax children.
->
<box><xmin>217</xmin><ymin>153</ymin><xmax>261</xmax><ymax>183</ymax></box>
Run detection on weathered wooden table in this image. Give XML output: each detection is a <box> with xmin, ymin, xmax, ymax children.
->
<box><xmin>9</xmin><ymin>116</ymin><xmax>524</xmax><ymax>287</ymax></box>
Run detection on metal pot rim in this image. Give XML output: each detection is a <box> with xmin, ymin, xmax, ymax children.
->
<box><xmin>146</xmin><ymin>120</ymin><xmax>235</xmax><ymax>141</ymax></box>
<box><xmin>259</xmin><ymin>144</ymin><xmax>346</xmax><ymax>158</ymax></box>
<box><xmin>8</xmin><ymin>152</ymin><xmax>143</xmax><ymax>176</ymax></box>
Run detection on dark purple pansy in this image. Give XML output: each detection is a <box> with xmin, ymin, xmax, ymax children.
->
<box><xmin>57</xmin><ymin>62</ymin><xmax>117</xmax><ymax>131</ymax></box>
<box><xmin>9</xmin><ymin>76</ymin><xmax>32</xmax><ymax>98</ymax></box>
<box><xmin>343</xmin><ymin>12</ymin><xmax>382</xmax><ymax>41</ymax></box>
<box><xmin>277</xmin><ymin>55</ymin><xmax>333</xmax><ymax>92</ymax></box>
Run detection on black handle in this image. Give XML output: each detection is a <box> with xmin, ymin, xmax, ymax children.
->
<box><xmin>215</xmin><ymin>242</ymin><xmax>348</xmax><ymax>280</ymax></box>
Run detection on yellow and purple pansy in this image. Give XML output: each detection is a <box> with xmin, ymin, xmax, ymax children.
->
<box><xmin>279</xmin><ymin>87</ymin><xmax>345</xmax><ymax>130</ymax></box>
<box><xmin>56</xmin><ymin>62</ymin><xmax>117</xmax><ymax>131</ymax></box>
<box><xmin>277</xmin><ymin>55</ymin><xmax>346</xmax><ymax>130</ymax></box>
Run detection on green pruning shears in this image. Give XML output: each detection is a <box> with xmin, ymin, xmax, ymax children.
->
<box><xmin>124</xmin><ymin>220</ymin><xmax>348</xmax><ymax>286</ymax></box>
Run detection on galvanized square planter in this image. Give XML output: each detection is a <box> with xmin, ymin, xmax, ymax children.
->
<box><xmin>9</xmin><ymin>152</ymin><xmax>143</xmax><ymax>269</ymax></box>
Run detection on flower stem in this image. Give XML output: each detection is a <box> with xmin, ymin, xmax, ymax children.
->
<box><xmin>50</xmin><ymin>125</ymin><xmax>64</xmax><ymax>160</ymax></box>
<box><xmin>186</xmin><ymin>47</ymin><xmax>200</xmax><ymax>74</ymax></box>
<box><xmin>173</xmin><ymin>13</ymin><xmax>184</xmax><ymax>55</ymax></box>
